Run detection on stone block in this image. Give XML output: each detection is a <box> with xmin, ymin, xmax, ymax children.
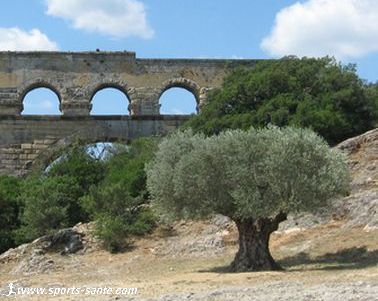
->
<box><xmin>33</xmin><ymin>139</ymin><xmax>45</xmax><ymax>144</ymax></box>
<box><xmin>21</xmin><ymin>144</ymin><xmax>33</xmax><ymax>150</ymax></box>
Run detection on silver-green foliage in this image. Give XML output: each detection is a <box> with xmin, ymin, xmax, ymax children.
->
<box><xmin>146</xmin><ymin>126</ymin><xmax>350</xmax><ymax>221</ymax></box>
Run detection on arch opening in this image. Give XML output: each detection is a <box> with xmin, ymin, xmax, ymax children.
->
<box><xmin>36</xmin><ymin>139</ymin><xmax>129</xmax><ymax>175</ymax></box>
<box><xmin>159</xmin><ymin>87</ymin><xmax>198</xmax><ymax>115</ymax></box>
<box><xmin>22</xmin><ymin>87</ymin><xmax>61</xmax><ymax>115</ymax></box>
<box><xmin>91</xmin><ymin>87</ymin><xmax>130</xmax><ymax>115</ymax></box>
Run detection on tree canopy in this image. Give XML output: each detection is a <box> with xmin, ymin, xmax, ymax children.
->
<box><xmin>146</xmin><ymin>127</ymin><xmax>350</xmax><ymax>271</ymax></box>
<box><xmin>186</xmin><ymin>57</ymin><xmax>377</xmax><ymax>145</ymax></box>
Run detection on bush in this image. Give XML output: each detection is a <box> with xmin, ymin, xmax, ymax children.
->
<box><xmin>46</xmin><ymin>144</ymin><xmax>106</xmax><ymax>224</ymax></box>
<box><xmin>101</xmin><ymin>138</ymin><xmax>158</xmax><ymax>197</ymax></box>
<box><xmin>48</xmin><ymin>144</ymin><xmax>106</xmax><ymax>192</ymax></box>
<box><xmin>4</xmin><ymin>138</ymin><xmax>157</xmax><ymax>252</ymax></box>
<box><xmin>82</xmin><ymin>183</ymin><xmax>156</xmax><ymax>253</ymax></box>
<box><xmin>94</xmin><ymin>214</ymin><xmax>130</xmax><ymax>253</ymax></box>
<box><xmin>15</xmin><ymin>176</ymin><xmax>80</xmax><ymax>243</ymax></box>
<box><xmin>0</xmin><ymin>176</ymin><xmax>21</xmax><ymax>253</ymax></box>
<box><xmin>81</xmin><ymin>138</ymin><xmax>159</xmax><ymax>252</ymax></box>
<box><xmin>14</xmin><ymin>145</ymin><xmax>106</xmax><ymax>244</ymax></box>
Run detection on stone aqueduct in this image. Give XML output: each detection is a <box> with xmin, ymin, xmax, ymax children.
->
<box><xmin>0</xmin><ymin>51</ymin><xmax>258</xmax><ymax>176</ymax></box>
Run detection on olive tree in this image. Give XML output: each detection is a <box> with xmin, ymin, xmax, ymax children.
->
<box><xmin>146</xmin><ymin>126</ymin><xmax>350</xmax><ymax>272</ymax></box>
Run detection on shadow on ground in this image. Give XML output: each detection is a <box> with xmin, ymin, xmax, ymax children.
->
<box><xmin>280</xmin><ymin>246</ymin><xmax>378</xmax><ymax>271</ymax></box>
<box><xmin>199</xmin><ymin>247</ymin><xmax>378</xmax><ymax>273</ymax></box>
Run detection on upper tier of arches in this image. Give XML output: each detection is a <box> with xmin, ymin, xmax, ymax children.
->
<box><xmin>16</xmin><ymin>77</ymin><xmax>205</xmax><ymax>116</ymax></box>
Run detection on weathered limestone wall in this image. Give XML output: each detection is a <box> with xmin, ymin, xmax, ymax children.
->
<box><xmin>0</xmin><ymin>51</ymin><xmax>261</xmax><ymax>176</ymax></box>
<box><xmin>0</xmin><ymin>115</ymin><xmax>189</xmax><ymax>176</ymax></box>
<box><xmin>0</xmin><ymin>51</ymin><xmax>260</xmax><ymax>115</ymax></box>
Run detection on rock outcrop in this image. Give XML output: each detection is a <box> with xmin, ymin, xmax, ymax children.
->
<box><xmin>0</xmin><ymin>222</ymin><xmax>99</xmax><ymax>275</ymax></box>
<box><xmin>335</xmin><ymin>128</ymin><xmax>378</xmax><ymax>229</ymax></box>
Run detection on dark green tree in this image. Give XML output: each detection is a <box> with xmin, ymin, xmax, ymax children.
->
<box><xmin>186</xmin><ymin>57</ymin><xmax>377</xmax><ymax>144</ymax></box>
<box><xmin>366</xmin><ymin>82</ymin><xmax>378</xmax><ymax>125</ymax></box>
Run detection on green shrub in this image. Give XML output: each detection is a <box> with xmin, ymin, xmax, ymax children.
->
<box><xmin>94</xmin><ymin>214</ymin><xmax>130</xmax><ymax>253</ymax></box>
<box><xmin>0</xmin><ymin>175</ymin><xmax>21</xmax><ymax>253</ymax></box>
<box><xmin>127</xmin><ymin>208</ymin><xmax>156</xmax><ymax>236</ymax></box>
<box><xmin>101</xmin><ymin>138</ymin><xmax>159</xmax><ymax>197</ymax></box>
<box><xmin>13</xmin><ymin>144</ymin><xmax>107</xmax><ymax>245</ymax></box>
<box><xmin>14</xmin><ymin>176</ymin><xmax>80</xmax><ymax>243</ymax></box>
<box><xmin>48</xmin><ymin>144</ymin><xmax>106</xmax><ymax>192</ymax></box>
<box><xmin>81</xmin><ymin>138</ymin><xmax>159</xmax><ymax>252</ymax></box>
<box><xmin>5</xmin><ymin>138</ymin><xmax>157</xmax><ymax>251</ymax></box>
<box><xmin>94</xmin><ymin>208</ymin><xmax>155</xmax><ymax>253</ymax></box>
<box><xmin>82</xmin><ymin>183</ymin><xmax>156</xmax><ymax>252</ymax></box>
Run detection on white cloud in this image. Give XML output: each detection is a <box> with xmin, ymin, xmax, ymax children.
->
<box><xmin>261</xmin><ymin>0</ymin><xmax>378</xmax><ymax>59</ymax></box>
<box><xmin>45</xmin><ymin>0</ymin><xmax>154</xmax><ymax>39</ymax></box>
<box><xmin>0</xmin><ymin>27</ymin><xmax>58</xmax><ymax>51</ymax></box>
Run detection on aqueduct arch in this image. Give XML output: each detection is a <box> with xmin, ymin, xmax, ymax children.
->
<box><xmin>89</xmin><ymin>81</ymin><xmax>131</xmax><ymax>115</ymax></box>
<box><xmin>0</xmin><ymin>51</ymin><xmax>260</xmax><ymax>176</ymax></box>
<box><xmin>158</xmin><ymin>78</ymin><xmax>201</xmax><ymax>113</ymax></box>
<box><xmin>30</xmin><ymin>134</ymin><xmax>129</xmax><ymax>174</ymax></box>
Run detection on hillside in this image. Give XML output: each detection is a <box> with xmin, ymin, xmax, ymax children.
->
<box><xmin>0</xmin><ymin>129</ymin><xmax>377</xmax><ymax>301</ymax></box>
<box><xmin>335</xmin><ymin>128</ymin><xmax>378</xmax><ymax>229</ymax></box>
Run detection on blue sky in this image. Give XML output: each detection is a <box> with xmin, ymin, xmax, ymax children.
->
<box><xmin>1</xmin><ymin>0</ymin><xmax>377</xmax><ymax>115</ymax></box>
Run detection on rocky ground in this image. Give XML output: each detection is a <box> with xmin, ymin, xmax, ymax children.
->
<box><xmin>134</xmin><ymin>282</ymin><xmax>378</xmax><ymax>301</ymax></box>
<box><xmin>0</xmin><ymin>129</ymin><xmax>377</xmax><ymax>301</ymax></box>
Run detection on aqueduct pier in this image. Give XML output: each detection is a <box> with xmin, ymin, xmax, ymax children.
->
<box><xmin>0</xmin><ymin>51</ymin><xmax>259</xmax><ymax>176</ymax></box>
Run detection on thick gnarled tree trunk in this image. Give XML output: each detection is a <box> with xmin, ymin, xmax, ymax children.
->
<box><xmin>230</xmin><ymin>212</ymin><xmax>287</xmax><ymax>272</ymax></box>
